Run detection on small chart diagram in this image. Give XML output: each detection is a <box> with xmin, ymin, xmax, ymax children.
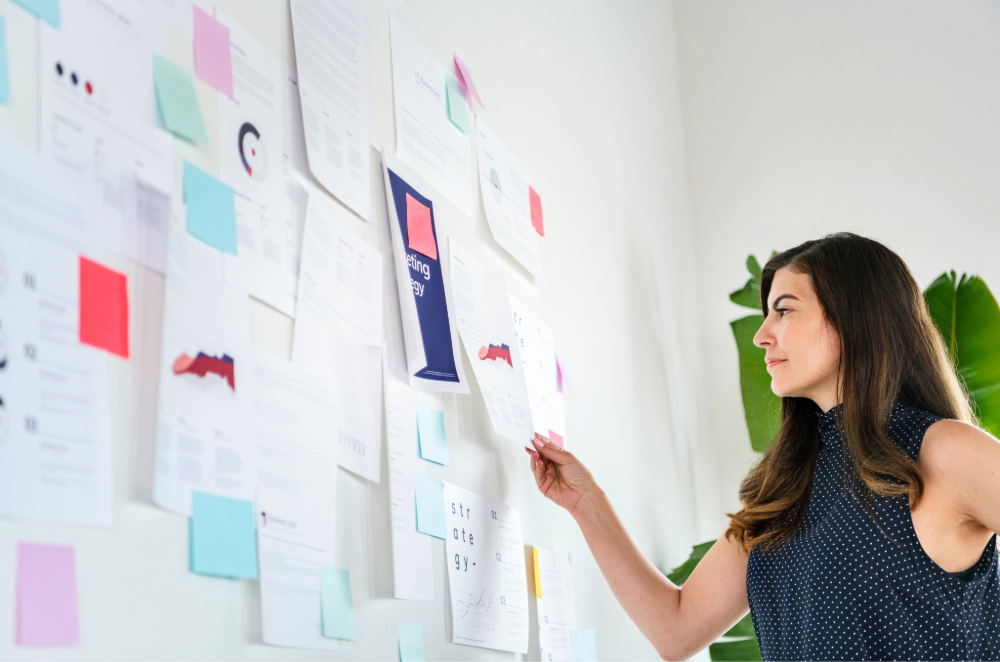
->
<box><xmin>488</xmin><ymin>167</ymin><xmax>503</xmax><ymax>203</ymax></box>
<box><xmin>457</xmin><ymin>589</ymin><xmax>495</xmax><ymax>619</ymax></box>
<box><xmin>238</xmin><ymin>122</ymin><xmax>268</xmax><ymax>182</ymax></box>
<box><xmin>172</xmin><ymin>352</ymin><xmax>236</xmax><ymax>391</ymax></box>
<box><xmin>477</xmin><ymin>343</ymin><xmax>513</xmax><ymax>368</ymax></box>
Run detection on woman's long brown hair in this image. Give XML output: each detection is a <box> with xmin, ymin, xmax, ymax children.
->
<box><xmin>724</xmin><ymin>232</ymin><xmax>975</xmax><ymax>554</ymax></box>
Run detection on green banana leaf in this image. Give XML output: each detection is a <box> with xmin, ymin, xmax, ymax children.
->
<box><xmin>667</xmin><ymin>540</ymin><xmax>715</xmax><ymax>585</ymax></box>
<box><xmin>710</xmin><ymin>637</ymin><xmax>764</xmax><ymax>661</ymax></box>
<box><xmin>731</xmin><ymin>314</ymin><xmax>781</xmax><ymax>452</ymax></box>
<box><xmin>924</xmin><ymin>272</ymin><xmax>1000</xmax><ymax>438</ymax></box>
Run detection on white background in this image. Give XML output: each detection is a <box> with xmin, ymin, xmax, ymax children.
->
<box><xmin>0</xmin><ymin>0</ymin><xmax>710</xmax><ymax>659</ymax></box>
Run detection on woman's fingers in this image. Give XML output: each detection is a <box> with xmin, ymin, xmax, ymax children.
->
<box><xmin>532</xmin><ymin>437</ymin><xmax>574</xmax><ymax>465</ymax></box>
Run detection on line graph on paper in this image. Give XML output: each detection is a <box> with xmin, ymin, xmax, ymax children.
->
<box><xmin>456</xmin><ymin>589</ymin><xmax>496</xmax><ymax>623</ymax></box>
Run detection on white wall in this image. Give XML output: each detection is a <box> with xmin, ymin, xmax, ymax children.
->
<box><xmin>0</xmin><ymin>1</ymin><xmax>712</xmax><ymax>660</ymax></box>
<box><xmin>674</xmin><ymin>0</ymin><xmax>1000</xmax><ymax>520</ymax></box>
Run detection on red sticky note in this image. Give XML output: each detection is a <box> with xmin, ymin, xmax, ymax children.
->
<box><xmin>17</xmin><ymin>542</ymin><xmax>79</xmax><ymax>646</ymax></box>
<box><xmin>529</xmin><ymin>186</ymin><xmax>544</xmax><ymax>237</ymax></box>
<box><xmin>79</xmin><ymin>256</ymin><xmax>130</xmax><ymax>358</ymax></box>
<box><xmin>406</xmin><ymin>192</ymin><xmax>438</xmax><ymax>260</ymax></box>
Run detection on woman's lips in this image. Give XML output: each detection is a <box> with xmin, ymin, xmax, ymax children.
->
<box><xmin>766</xmin><ymin>359</ymin><xmax>785</xmax><ymax>370</ymax></box>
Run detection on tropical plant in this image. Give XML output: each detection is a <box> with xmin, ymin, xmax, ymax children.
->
<box><xmin>667</xmin><ymin>255</ymin><xmax>1000</xmax><ymax>661</ymax></box>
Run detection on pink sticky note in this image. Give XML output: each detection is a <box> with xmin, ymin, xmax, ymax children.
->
<box><xmin>193</xmin><ymin>6</ymin><xmax>232</xmax><ymax>97</ymax></box>
<box><xmin>405</xmin><ymin>192</ymin><xmax>438</xmax><ymax>261</ymax></box>
<box><xmin>529</xmin><ymin>186</ymin><xmax>544</xmax><ymax>237</ymax></box>
<box><xmin>549</xmin><ymin>430</ymin><xmax>564</xmax><ymax>449</ymax></box>
<box><xmin>79</xmin><ymin>256</ymin><xmax>130</xmax><ymax>358</ymax></box>
<box><xmin>453</xmin><ymin>53</ymin><xmax>483</xmax><ymax>109</ymax></box>
<box><xmin>17</xmin><ymin>543</ymin><xmax>79</xmax><ymax>646</ymax></box>
<box><xmin>556</xmin><ymin>357</ymin><xmax>564</xmax><ymax>393</ymax></box>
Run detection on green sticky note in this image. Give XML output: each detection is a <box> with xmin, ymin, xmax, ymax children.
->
<box><xmin>570</xmin><ymin>629</ymin><xmax>598</xmax><ymax>662</ymax></box>
<box><xmin>320</xmin><ymin>567</ymin><xmax>357</xmax><ymax>641</ymax></box>
<box><xmin>0</xmin><ymin>17</ymin><xmax>9</xmax><ymax>104</ymax></box>
<box><xmin>414</xmin><ymin>475</ymin><xmax>446</xmax><ymax>539</ymax></box>
<box><xmin>153</xmin><ymin>54</ymin><xmax>208</xmax><ymax>144</ymax></box>
<box><xmin>183</xmin><ymin>161</ymin><xmax>238</xmax><ymax>255</ymax></box>
<box><xmin>445</xmin><ymin>75</ymin><xmax>470</xmax><ymax>134</ymax></box>
<box><xmin>11</xmin><ymin>0</ymin><xmax>60</xmax><ymax>28</ymax></box>
<box><xmin>190</xmin><ymin>492</ymin><xmax>258</xmax><ymax>579</ymax></box>
<box><xmin>416</xmin><ymin>402</ymin><xmax>449</xmax><ymax>466</ymax></box>
<box><xmin>397</xmin><ymin>623</ymin><xmax>426</xmax><ymax>661</ymax></box>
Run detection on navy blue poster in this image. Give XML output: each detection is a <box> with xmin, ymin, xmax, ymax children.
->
<box><xmin>387</xmin><ymin>168</ymin><xmax>461</xmax><ymax>383</ymax></box>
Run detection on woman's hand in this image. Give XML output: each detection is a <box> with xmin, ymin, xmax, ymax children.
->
<box><xmin>526</xmin><ymin>436</ymin><xmax>597</xmax><ymax>516</ymax></box>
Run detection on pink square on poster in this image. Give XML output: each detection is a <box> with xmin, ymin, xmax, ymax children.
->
<box><xmin>405</xmin><ymin>192</ymin><xmax>438</xmax><ymax>261</ymax></box>
<box><xmin>192</xmin><ymin>6</ymin><xmax>233</xmax><ymax>97</ymax></box>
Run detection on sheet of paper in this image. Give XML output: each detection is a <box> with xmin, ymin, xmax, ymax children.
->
<box><xmin>443</xmin><ymin>482</ymin><xmax>529</xmax><ymax>654</ymax></box>
<box><xmin>215</xmin><ymin>9</ymin><xmax>286</xmax><ymax>292</ymax></box>
<box><xmin>389</xmin><ymin>12</ymin><xmax>472</xmax><ymax>216</ymax></box>
<box><xmin>39</xmin><ymin>0</ymin><xmax>174</xmax><ymax>271</ymax></box>
<box><xmin>0</xmin><ymin>140</ymin><xmax>112</xmax><ymax>527</ymax></box>
<box><xmin>289</xmin><ymin>0</ymin><xmax>370</xmax><ymax>220</ymax></box>
<box><xmin>153</xmin><ymin>222</ymin><xmax>255</xmax><ymax>516</ymax></box>
<box><xmin>332</xmin><ymin>343</ymin><xmax>383</xmax><ymax>482</ymax></box>
<box><xmin>453</xmin><ymin>54</ymin><xmax>483</xmax><ymax>109</ymax></box>
<box><xmin>250</xmin><ymin>69</ymin><xmax>310</xmax><ymax>318</ymax></box>
<box><xmin>183</xmin><ymin>161</ymin><xmax>238</xmax><ymax>255</ymax></box>
<box><xmin>133</xmin><ymin>0</ymin><xmax>211</xmax><ymax>39</ymax></box>
<box><xmin>190</xmin><ymin>491</ymin><xmax>258</xmax><ymax>578</ymax></box>
<box><xmin>449</xmin><ymin>239</ymin><xmax>535</xmax><ymax>448</ymax></box>
<box><xmin>507</xmin><ymin>293</ymin><xmax>565</xmax><ymax>444</ymax></box>
<box><xmin>0</xmin><ymin>16</ymin><xmax>10</xmax><ymax>104</ymax></box>
<box><xmin>416</xmin><ymin>402</ymin><xmax>449</xmax><ymax>466</ymax></box>
<box><xmin>529</xmin><ymin>186</ymin><xmax>544</xmax><ymax>237</ymax></box>
<box><xmin>252</xmin><ymin>351</ymin><xmax>338</xmax><ymax>651</ymax></box>
<box><xmin>320</xmin><ymin>567</ymin><xmax>357</xmax><ymax>640</ymax></box>
<box><xmin>535</xmin><ymin>548</ymin><xmax>577</xmax><ymax>662</ymax></box>
<box><xmin>382</xmin><ymin>155</ymin><xmax>469</xmax><ymax>393</ymax></box>
<box><xmin>398</xmin><ymin>623</ymin><xmax>427</xmax><ymax>661</ymax></box>
<box><xmin>414</xmin><ymin>475</ymin><xmax>446</xmax><ymax>539</ymax></box>
<box><xmin>475</xmin><ymin>117</ymin><xmax>544</xmax><ymax>280</ymax></box>
<box><xmin>12</xmin><ymin>0</ymin><xmax>60</xmax><ymax>27</ymax></box>
<box><xmin>192</xmin><ymin>6</ymin><xmax>232</xmax><ymax>96</ymax></box>
<box><xmin>153</xmin><ymin>54</ymin><xmax>208</xmax><ymax>144</ymax></box>
<box><xmin>570</xmin><ymin>629</ymin><xmax>598</xmax><ymax>661</ymax></box>
<box><xmin>16</xmin><ymin>542</ymin><xmax>78</xmax><ymax>646</ymax></box>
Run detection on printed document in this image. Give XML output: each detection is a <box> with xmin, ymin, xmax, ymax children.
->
<box><xmin>289</xmin><ymin>0</ymin><xmax>370</xmax><ymax>220</ymax></box>
<box><xmin>443</xmin><ymin>482</ymin><xmax>529</xmax><ymax>653</ymax></box>
<box><xmin>389</xmin><ymin>13</ymin><xmax>472</xmax><ymax>216</ymax></box>
<box><xmin>476</xmin><ymin>118</ymin><xmax>544</xmax><ymax>280</ymax></box>
<box><xmin>507</xmin><ymin>293</ymin><xmax>566</xmax><ymax>444</ymax></box>
<box><xmin>448</xmin><ymin>240</ymin><xmax>534</xmax><ymax>448</ymax></box>
<box><xmin>535</xmin><ymin>548</ymin><xmax>577</xmax><ymax>661</ymax></box>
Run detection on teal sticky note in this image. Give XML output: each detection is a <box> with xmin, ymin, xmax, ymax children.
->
<box><xmin>153</xmin><ymin>54</ymin><xmax>208</xmax><ymax>144</ymax></box>
<box><xmin>320</xmin><ymin>567</ymin><xmax>357</xmax><ymax>641</ymax></box>
<box><xmin>190</xmin><ymin>492</ymin><xmax>258</xmax><ymax>579</ymax></box>
<box><xmin>416</xmin><ymin>402</ymin><xmax>449</xmax><ymax>466</ymax></box>
<box><xmin>183</xmin><ymin>161</ymin><xmax>238</xmax><ymax>255</ymax></box>
<box><xmin>397</xmin><ymin>623</ymin><xmax>426</xmax><ymax>661</ymax></box>
<box><xmin>0</xmin><ymin>17</ymin><xmax>9</xmax><ymax>104</ymax></box>
<box><xmin>11</xmin><ymin>0</ymin><xmax>60</xmax><ymax>28</ymax></box>
<box><xmin>414</xmin><ymin>475</ymin><xmax>446</xmax><ymax>539</ymax></box>
<box><xmin>445</xmin><ymin>75</ymin><xmax>470</xmax><ymax>135</ymax></box>
<box><xmin>570</xmin><ymin>629</ymin><xmax>598</xmax><ymax>661</ymax></box>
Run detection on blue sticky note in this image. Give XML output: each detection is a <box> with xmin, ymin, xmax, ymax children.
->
<box><xmin>414</xmin><ymin>475</ymin><xmax>446</xmax><ymax>539</ymax></box>
<box><xmin>397</xmin><ymin>623</ymin><xmax>426</xmax><ymax>661</ymax></box>
<box><xmin>11</xmin><ymin>0</ymin><xmax>60</xmax><ymax>28</ymax></box>
<box><xmin>183</xmin><ymin>161</ymin><xmax>238</xmax><ymax>255</ymax></box>
<box><xmin>153</xmin><ymin>54</ymin><xmax>208</xmax><ymax>144</ymax></box>
<box><xmin>445</xmin><ymin>75</ymin><xmax>470</xmax><ymax>134</ymax></box>
<box><xmin>416</xmin><ymin>402</ymin><xmax>449</xmax><ymax>466</ymax></box>
<box><xmin>320</xmin><ymin>567</ymin><xmax>357</xmax><ymax>641</ymax></box>
<box><xmin>0</xmin><ymin>17</ymin><xmax>9</xmax><ymax>104</ymax></box>
<box><xmin>190</xmin><ymin>492</ymin><xmax>257</xmax><ymax>579</ymax></box>
<box><xmin>570</xmin><ymin>629</ymin><xmax>598</xmax><ymax>662</ymax></box>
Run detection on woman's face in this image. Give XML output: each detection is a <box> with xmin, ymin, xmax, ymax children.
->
<box><xmin>753</xmin><ymin>267</ymin><xmax>843</xmax><ymax>411</ymax></box>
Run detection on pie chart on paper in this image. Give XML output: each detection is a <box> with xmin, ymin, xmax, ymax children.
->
<box><xmin>238</xmin><ymin>122</ymin><xmax>268</xmax><ymax>183</ymax></box>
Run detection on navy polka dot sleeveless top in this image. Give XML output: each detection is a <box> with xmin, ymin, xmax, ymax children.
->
<box><xmin>746</xmin><ymin>400</ymin><xmax>1000</xmax><ymax>661</ymax></box>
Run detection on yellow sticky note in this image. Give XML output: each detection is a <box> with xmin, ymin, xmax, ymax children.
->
<box><xmin>533</xmin><ymin>546</ymin><xmax>543</xmax><ymax>598</ymax></box>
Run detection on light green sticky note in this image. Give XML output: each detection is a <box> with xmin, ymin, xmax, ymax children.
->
<box><xmin>397</xmin><ymin>623</ymin><xmax>426</xmax><ymax>661</ymax></box>
<box><xmin>11</xmin><ymin>0</ymin><xmax>60</xmax><ymax>28</ymax></box>
<box><xmin>321</xmin><ymin>567</ymin><xmax>357</xmax><ymax>641</ymax></box>
<box><xmin>153</xmin><ymin>54</ymin><xmax>208</xmax><ymax>144</ymax></box>
<box><xmin>445</xmin><ymin>75</ymin><xmax>470</xmax><ymax>135</ymax></box>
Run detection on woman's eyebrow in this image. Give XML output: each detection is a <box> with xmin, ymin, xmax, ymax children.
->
<box><xmin>770</xmin><ymin>293</ymin><xmax>800</xmax><ymax>310</ymax></box>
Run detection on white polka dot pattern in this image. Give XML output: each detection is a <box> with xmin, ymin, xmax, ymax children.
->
<box><xmin>746</xmin><ymin>400</ymin><xmax>1000</xmax><ymax>661</ymax></box>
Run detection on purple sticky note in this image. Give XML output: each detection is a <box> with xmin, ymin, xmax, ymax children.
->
<box><xmin>16</xmin><ymin>542</ymin><xmax>79</xmax><ymax>646</ymax></box>
<box><xmin>453</xmin><ymin>53</ymin><xmax>483</xmax><ymax>109</ymax></box>
<box><xmin>192</xmin><ymin>6</ymin><xmax>232</xmax><ymax>98</ymax></box>
<box><xmin>556</xmin><ymin>356</ymin><xmax>564</xmax><ymax>393</ymax></box>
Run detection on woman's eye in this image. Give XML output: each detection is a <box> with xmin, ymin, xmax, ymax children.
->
<box><xmin>776</xmin><ymin>308</ymin><xmax>789</xmax><ymax>317</ymax></box>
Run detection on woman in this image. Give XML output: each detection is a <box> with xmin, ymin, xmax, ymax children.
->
<box><xmin>527</xmin><ymin>233</ymin><xmax>1000</xmax><ymax>661</ymax></box>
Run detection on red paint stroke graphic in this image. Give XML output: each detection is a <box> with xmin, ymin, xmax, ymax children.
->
<box><xmin>477</xmin><ymin>343</ymin><xmax>512</xmax><ymax>368</ymax></box>
<box><xmin>172</xmin><ymin>352</ymin><xmax>235</xmax><ymax>390</ymax></box>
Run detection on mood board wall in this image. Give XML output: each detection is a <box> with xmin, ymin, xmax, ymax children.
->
<box><xmin>0</xmin><ymin>0</ymin><xmax>718</xmax><ymax>659</ymax></box>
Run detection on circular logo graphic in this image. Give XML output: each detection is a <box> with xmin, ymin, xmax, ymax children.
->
<box><xmin>489</xmin><ymin>168</ymin><xmax>503</xmax><ymax>203</ymax></box>
<box><xmin>238</xmin><ymin>122</ymin><xmax>268</xmax><ymax>182</ymax></box>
